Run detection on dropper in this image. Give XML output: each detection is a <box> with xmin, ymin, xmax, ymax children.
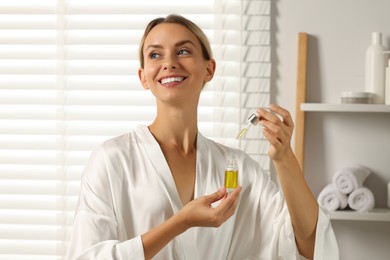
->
<box><xmin>236</xmin><ymin>113</ymin><xmax>260</xmax><ymax>139</ymax></box>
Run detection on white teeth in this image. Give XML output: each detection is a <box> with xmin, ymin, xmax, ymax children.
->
<box><xmin>161</xmin><ymin>77</ymin><xmax>184</xmax><ymax>84</ymax></box>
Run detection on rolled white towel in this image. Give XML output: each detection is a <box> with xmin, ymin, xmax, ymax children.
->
<box><xmin>332</xmin><ymin>164</ymin><xmax>371</xmax><ymax>194</ymax></box>
<box><xmin>348</xmin><ymin>187</ymin><xmax>375</xmax><ymax>212</ymax></box>
<box><xmin>318</xmin><ymin>184</ymin><xmax>348</xmax><ymax>211</ymax></box>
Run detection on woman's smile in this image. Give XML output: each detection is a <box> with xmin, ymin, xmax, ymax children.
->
<box><xmin>159</xmin><ymin>76</ymin><xmax>187</xmax><ymax>87</ymax></box>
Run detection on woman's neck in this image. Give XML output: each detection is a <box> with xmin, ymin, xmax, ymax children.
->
<box><xmin>148</xmin><ymin>105</ymin><xmax>198</xmax><ymax>154</ymax></box>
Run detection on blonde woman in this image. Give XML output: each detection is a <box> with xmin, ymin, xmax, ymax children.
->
<box><xmin>67</xmin><ymin>14</ymin><xmax>338</xmax><ymax>260</ymax></box>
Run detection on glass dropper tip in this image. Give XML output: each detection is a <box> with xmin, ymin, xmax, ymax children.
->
<box><xmin>236</xmin><ymin>113</ymin><xmax>259</xmax><ymax>139</ymax></box>
<box><xmin>236</xmin><ymin>122</ymin><xmax>252</xmax><ymax>139</ymax></box>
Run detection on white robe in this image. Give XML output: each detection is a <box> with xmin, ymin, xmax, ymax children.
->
<box><xmin>66</xmin><ymin>125</ymin><xmax>339</xmax><ymax>260</ymax></box>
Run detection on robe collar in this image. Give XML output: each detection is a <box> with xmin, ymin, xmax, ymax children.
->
<box><xmin>135</xmin><ymin>124</ymin><xmax>202</xmax><ymax>259</ymax></box>
<box><xmin>135</xmin><ymin>124</ymin><xmax>206</xmax><ymax>212</ymax></box>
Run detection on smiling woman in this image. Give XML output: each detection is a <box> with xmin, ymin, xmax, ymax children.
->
<box><xmin>65</xmin><ymin>14</ymin><xmax>338</xmax><ymax>260</ymax></box>
<box><xmin>138</xmin><ymin>19</ymin><xmax>215</xmax><ymax>106</ymax></box>
<box><xmin>0</xmin><ymin>1</ymin><xmax>272</xmax><ymax>259</ymax></box>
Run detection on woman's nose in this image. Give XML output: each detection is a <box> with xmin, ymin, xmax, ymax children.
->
<box><xmin>163</xmin><ymin>55</ymin><xmax>178</xmax><ymax>70</ymax></box>
<box><xmin>163</xmin><ymin>63</ymin><xmax>176</xmax><ymax>70</ymax></box>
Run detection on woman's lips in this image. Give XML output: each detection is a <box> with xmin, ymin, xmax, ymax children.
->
<box><xmin>159</xmin><ymin>76</ymin><xmax>187</xmax><ymax>87</ymax></box>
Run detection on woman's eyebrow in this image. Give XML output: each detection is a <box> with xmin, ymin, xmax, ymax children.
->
<box><xmin>145</xmin><ymin>44</ymin><xmax>163</xmax><ymax>51</ymax></box>
<box><xmin>175</xmin><ymin>40</ymin><xmax>195</xmax><ymax>47</ymax></box>
<box><xmin>145</xmin><ymin>40</ymin><xmax>196</xmax><ymax>51</ymax></box>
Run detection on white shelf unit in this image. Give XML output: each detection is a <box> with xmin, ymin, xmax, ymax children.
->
<box><xmin>301</xmin><ymin>103</ymin><xmax>390</xmax><ymax>113</ymax></box>
<box><xmin>329</xmin><ymin>208</ymin><xmax>390</xmax><ymax>222</ymax></box>
<box><xmin>301</xmin><ymin>103</ymin><xmax>390</xmax><ymax>221</ymax></box>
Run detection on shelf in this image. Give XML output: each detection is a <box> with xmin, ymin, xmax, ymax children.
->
<box><xmin>330</xmin><ymin>208</ymin><xmax>390</xmax><ymax>222</ymax></box>
<box><xmin>301</xmin><ymin>103</ymin><xmax>390</xmax><ymax>113</ymax></box>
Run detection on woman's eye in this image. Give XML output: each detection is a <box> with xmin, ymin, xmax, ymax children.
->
<box><xmin>150</xmin><ymin>52</ymin><xmax>160</xmax><ymax>59</ymax></box>
<box><xmin>177</xmin><ymin>49</ymin><xmax>190</xmax><ymax>55</ymax></box>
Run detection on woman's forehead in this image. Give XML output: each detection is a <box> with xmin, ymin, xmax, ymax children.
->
<box><xmin>144</xmin><ymin>23</ymin><xmax>198</xmax><ymax>46</ymax></box>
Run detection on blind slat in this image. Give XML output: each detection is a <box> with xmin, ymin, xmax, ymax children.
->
<box><xmin>0</xmin><ymin>240</ymin><xmax>59</xmax><ymax>255</ymax></box>
<box><xmin>0</xmin><ymin>180</ymin><xmax>79</xmax><ymax>196</ymax></box>
<box><xmin>0</xmin><ymin>195</ymin><xmax>78</xmax><ymax>210</ymax></box>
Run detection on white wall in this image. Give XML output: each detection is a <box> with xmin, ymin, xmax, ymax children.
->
<box><xmin>273</xmin><ymin>0</ymin><xmax>390</xmax><ymax>259</ymax></box>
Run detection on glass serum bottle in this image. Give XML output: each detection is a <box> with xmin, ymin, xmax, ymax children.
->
<box><xmin>224</xmin><ymin>158</ymin><xmax>238</xmax><ymax>193</ymax></box>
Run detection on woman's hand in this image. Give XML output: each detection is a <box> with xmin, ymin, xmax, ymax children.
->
<box><xmin>178</xmin><ymin>186</ymin><xmax>242</xmax><ymax>229</ymax></box>
<box><xmin>257</xmin><ymin>104</ymin><xmax>317</xmax><ymax>259</ymax></box>
<box><xmin>256</xmin><ymin>104</ymin><xmax>294</xmax><ymax>161</ymax></box>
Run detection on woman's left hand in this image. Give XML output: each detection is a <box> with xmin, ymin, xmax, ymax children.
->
<box><xmin>256</xmin><ymin>104</ymin><xmax>294</xmax><ymax>161</ymax></box>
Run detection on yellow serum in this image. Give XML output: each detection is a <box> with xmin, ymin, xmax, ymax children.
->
<box><xmin>224</xmin><ymin>169</ymin><xmax>238</xmax><ymax>189</ymax></box>
<box><xmin>236</xmin><ymin>127</ymin><xmax>248</xmax><ymax>139</ymax></box>
<box><xmin>224</xmin><ymin>158</ymin><xmax>238</xmax><ymax>192</ymax></box>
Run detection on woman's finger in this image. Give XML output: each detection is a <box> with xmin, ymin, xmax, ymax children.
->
<box><xmin>268</xmin><ymin>104</ymin><xmax>294</xmax><ymax>128</ymax></box>
<box><xmin>215</xmin><ymin>186</ymin><xmax>242</xmax><ymax>215</ymax></box>
<box><xmin>262</xmin><ymin>126</ymin><xmax>283</xmax><ymax>148</ymax></box>
<box><xmin>267</xmin><ymin>104</ymin><xmax>294</xmax><ymax>138</ymax></box>
<box><xmin>204</xmin><ymin>186</ymin><xmax>226</xmax><ymax>204</ymax></box>
<box><xmin>256</xmin><ymin>105</ymin><xmax>293</xmax><ymax>139</ymax></box>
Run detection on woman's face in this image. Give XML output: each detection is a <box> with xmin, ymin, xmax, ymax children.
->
<box><xmin>138</xmin><ymin>23</ymin><xmax>215</xmax><ymax>106</ymax></box>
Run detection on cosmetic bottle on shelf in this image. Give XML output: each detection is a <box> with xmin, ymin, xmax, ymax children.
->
<box><xmin>385</xmin><ymin>58</ymin><xmax>390</xmax><ymax>105</ymax></box>
<box><xmin>365</xmin><ymin>32</ymin><xmax>386</xmax><ymax>104</ymax></box>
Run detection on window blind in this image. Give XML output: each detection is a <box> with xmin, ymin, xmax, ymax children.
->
<box><xmin>0</xmin><ymin>0</ymin><xmax>270</xmax><ymax>258</ymax></box>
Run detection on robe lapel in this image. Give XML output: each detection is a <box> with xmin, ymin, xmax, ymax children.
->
<box><xmin>194</xmin><ymin>133</ymin><xmax>214</xmax><ymax>197</ymax></box>
<box><xmin>135</xmin><ymin>125</ymin><xmax>200</xmax><ymax>260</ymax></box>
<box><xmin>135</xmin><ymin>125</ymin><xmax>183</xmax><ymax>213</ymax></box>
<box><xmin>194</xmin><ymin>133</ymin><xmax>225</xmax><ymax>199</ymax></box>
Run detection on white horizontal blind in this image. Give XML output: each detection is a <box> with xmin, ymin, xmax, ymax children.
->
<box><xmin>0</xmin><ymin>0</ymin><xmax>60</xmax><ymax>259</ymax></box>
<box><xmin>0</xmin><ymin>0</ymin><xmax>270</xmax><ymax>259</ymax></box>
<box><xmin>240</xmin><ymin>0</ymin><xmax>271</xmax><ymax>169</ymax></box>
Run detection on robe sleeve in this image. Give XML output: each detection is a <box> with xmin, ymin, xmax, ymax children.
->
<box><xmin>250</xmin><ymin>167</ymin><xmax>339</xmax><ymax>260</ymax></box>
<box><xmin>312</xmin><ymin>207</ymin><xmax>339</xmax><ymax>260</ymax></box>
<box><xmin>294</xmin><ymin>208</ymin><xmax>339</xmax><ymax>260</ymax></box>
<box><xmin>66</xmin><ymin>146</ymin><xmax>145</xmax><ymax>260</ymax></box>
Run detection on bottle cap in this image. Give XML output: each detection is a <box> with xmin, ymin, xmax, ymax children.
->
<box><xmin>248</xmin><ymin>113</ymin><xmax>259</xmax><ymax>125</ymax></box>
<box><xmin>227</xmin><ymin>158</ymin><xmax>237</xmax><ymax>170</ymax></box>
<box><xmin>372</xmin><ymin>32</ymin><xmax>382</xmax><ymax>44</ymax></box>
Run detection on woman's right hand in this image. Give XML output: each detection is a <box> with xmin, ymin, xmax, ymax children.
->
<box><xmin>142</xmin><ymin>186</ymin><xmax>242</xmax><ymax>259</ymax></box>
<box><xmin>178</xmin><ymin>186</ymin><xmax>242</xmax><ymax>229</ymax></box>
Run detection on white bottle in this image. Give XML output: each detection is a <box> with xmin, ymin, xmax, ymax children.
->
<box><xmin>388</xmin><ymin>182</ymin><xmax>390</xmax><ymax>208</ymax></box>
<box><xmin>365</xmin><ymin>32</ymin><xmax>386</xmax><ymax>104</ymax></box>
<box><xmin>386</xmin><ymin>59</ymin><xmax>390</xmax><ymax>105</ymax></box>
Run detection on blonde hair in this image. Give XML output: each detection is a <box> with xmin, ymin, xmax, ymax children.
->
<box><xmin>138</xmin><ymin>14</ymin><xmax>213</xmax><ymax>68</ymax></box>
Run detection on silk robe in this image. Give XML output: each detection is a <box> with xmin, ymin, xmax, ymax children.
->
<box><xmin>67</xmin><ymin>125</ymin><xmax>339</xmax><ymax>259</ymax></box>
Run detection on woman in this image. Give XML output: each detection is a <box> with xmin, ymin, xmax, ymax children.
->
<box><xmin>67</xmin><ymin>14</ymin><xmax>338</xmax><ymax>259</ymax></box>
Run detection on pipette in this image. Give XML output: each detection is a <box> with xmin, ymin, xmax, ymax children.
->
<box><xmin>236</xmin><ymin>113</ymin><xmax>260</xmax><ymax>139</ymax></box>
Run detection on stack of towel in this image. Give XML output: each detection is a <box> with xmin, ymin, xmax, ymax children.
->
<box><xmin>318</xmin><ymin>164</ymin><xmax>375</xmax><ymax>212</ymax></box>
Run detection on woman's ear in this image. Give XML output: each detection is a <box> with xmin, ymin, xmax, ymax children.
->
<box><xmin>138</xmin><ymin>68</ymin><xmax>149</xmax><ymax>89</ymax></box>
<box><xmin>204</xmin><ymin>59</ymin><xmax>216</xmax><ymax>83</ymax></box>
